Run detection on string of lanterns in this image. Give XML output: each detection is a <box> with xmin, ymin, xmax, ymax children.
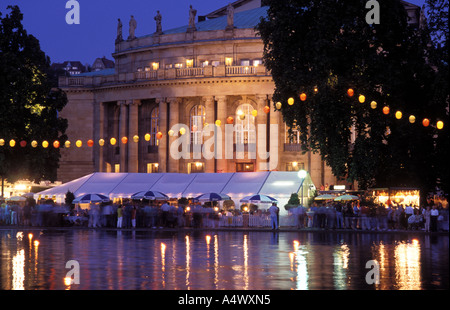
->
<box><xmin>276</xmin><ymin>87</ymin><xmax>445</xmax><ymax>130</ymax></box>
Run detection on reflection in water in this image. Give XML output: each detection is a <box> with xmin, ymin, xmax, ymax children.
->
<box><xmin>0</xmin><ymin>230</ymin><xmax>448</xmax><ymax>290</ymax></box>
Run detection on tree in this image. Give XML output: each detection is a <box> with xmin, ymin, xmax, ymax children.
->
<box><xmin>0</xmin><ymin>6</ymin><xmax>68</xmax><ymax>185</ymax></box>
<box><xmin>257</xmin><ymin>0</ymin><xmax>445</xmax><ymax>194</ymax></box>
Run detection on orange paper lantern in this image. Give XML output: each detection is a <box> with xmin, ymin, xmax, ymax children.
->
<box><xmin>156</xmin><ymin>132</ymin><xmax>163</xmax><ymax>139</ymax></box>
<box><xmin>53</xmin><ymin>140</ymin><xmax>60</xmax><ymax>148</ymax></box>
<box><xmin>263</xmin><ymin>106</ymin><xmax>270</xmax><ymax>114</ymax></box>
<box><xmin>347</xmin><ymin>88</ymin><xmax>354</xmax><ymax>97</ymax></box>
<box><xmin>383</xmin><ymin>106</ymin><xmax>390</xmax><ymax>115</ymax></box>
<box><xmin>422</xmin><ymin>118</ymin><xmax>430</xmax><ymax>127</ymax></box>
<box><xmin>121</xmin><ymin>137</ymin><xmax>128</xmax><ymax>144</ymax></box>
<box><xmin>226</xmin><ymin>116</ymin><xmax>234</xmax><ymax>124</ymax></box>
<box><xmin>87</xmin><ymin>139</ymin><xmax>94</xmax><ymax>147</ymax></box>
<box><xmin>300</xmin><ymin>93</ymin><xmax>307</xmax><ymax>101</ymax></box>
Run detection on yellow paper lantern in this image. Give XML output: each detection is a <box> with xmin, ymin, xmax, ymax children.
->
<box><xmin>133</xmin><ymin>135</ymin><xmax>139</xmax><ymax>143</ymax></box>
<box><xmin>275</xmin><ymin>102</ymin><xmax>282</xmax><ymax>110</ymax></box>
<box><xmin>0</xmin><ymin>139</ymin><xmax>4</xmax><ymax>146</ymax></box>
<box><xmin>409</xmin><ymin>115</ymin><xmax>416</xmax><ymax>124</ymax></box>
<box><xmin>110</xmin><ymin>138</ymin><xmax>117</xmax><ymax>145</ymax></box>
<box><xmin>288</xmin><ymin>97</ymin><xmax>294</xmax><ymax>105</ymax></box>
<box><xmin>179</xmin><ymin>128</ymin><xmax>186</xmax><ymax>135</ymax></box>
<box><xmin>395</xmin><ymin>111</ymin><xmax>403</xmax><ymax>120</ymax></box>
<box><xmin>215</xmin><ymin>120</ymin><xmax>222</xmax><ymax>127</ymax></box>
<box><xmin>370</xmin><ymin>101</ymin><xmax>377</xmax><ymax>109</ymax></box>
<box><xmin>99</xmin><ymin>139</ymin><xmax>105</xmax><ymax>146</ymax></box>
<box><xmin>76</xmin><ymin>140</ymin><xmax>82</xmax><ymax>148</ymax></box>
<box><xmin>167</xmin><ymin>130</ymin><xmax>174</xmax><ymax>137</ymax></box>
<box><xmin>145</xmin><ymin>133</ymin><xmax>151</xmax><ymax>141</ymax></box>
<box><xmin>436</xmin><ymin>120</ymin><xmax>444</xmax><ymax>130</ymax></box>
<box><xmin>251</xmin><ymin>109</ymin><xmax>258</xmax><ymax>117</ymax></box>
<box><xmin>358</xmin><ymin>95</ymin><xmax>365</xmax><ymax>103</ymax></box>
<box><xmin>10</xmin><ymin>139</ymin><xmax>16</xmax><ymax>147</ymax></box>
<box><xmin>31</xmin><ymin>140</ymin><xmax>38</xmax><ymax>148</ymax></box>
<box><xmin>42</xmin><ymin>140</ymin><xmax>49</xmax><ymax>148</ymax></box>
<box><xmin>65</xmin><ymin>140</ymin><xmax>71</xmax><ymax>148</ymax></box>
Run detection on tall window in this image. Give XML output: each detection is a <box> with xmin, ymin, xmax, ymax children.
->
<box><xmin>190</xmin><ymin>105</ymin><xmax>206</xmax><ymax>144</ymax></box>
<box><xmin>150</xmin><ymin>107</ymin><xmax>159</xmax><ymax>146</ymax></box>
<box><xmin>235</xmin><ymin>103</ymin><xmax>256</xmax><ymax>144</ymax></box>
<box><xmin>285</xmin><ymin>124</ymin><xmax>301</xmax><ymax>144</ymax></box>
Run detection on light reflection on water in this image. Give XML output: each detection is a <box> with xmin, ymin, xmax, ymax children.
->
<box><xmin>0</xmin><ymin>229</ymin><xmax>448</xmax><ymax>290</ymax></box>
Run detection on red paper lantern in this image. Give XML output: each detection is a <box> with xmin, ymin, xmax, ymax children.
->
<box><xmin>226</xmin><ymin>116</ymin><xmax>234</xmax><ymax>124</ymax></box>
<box><xmin>422</xmin><ymin>118</ymin><xmax>430</xmax><ymax>127</ymax></box>
<box><xmin>53</xmin><ymin>140</ymin><xmax>60</xmax><ymax>148</ymax></box>
<box><xmin>347</xmin><ymin>88</ymin><xmax>354</xmax><ymax>97</ymax></box>
<box><xmin>263</xmin><ymin>106</ymin><xmax>270</xmax><ymax>114</ymax></box>
<box><xmin>383</xmin><ymin>106</ymin><xmax>390</xmax><ymax>115</ymax></box>
<box><xmin>121</xmin><ymin>137</ymin><xmax>128</xmax><ymax>144</ymax></box>
<box><xmin>300</xmin><ymin>93</ymin><xmax>307</xmax><ymax>101</ymax></box>
<box><xmin>156</xmin><ymin>132</ymin><xmax>163</xmax><ymax>140</ymax></box>
<box><xmin>20</xmin><ymin>140</ymin><xmax>27</xmax><ymax>147</ymax></box>
<box><xmin>87</xmin><ymin>139</ymin><xmax>94</xmax><ymax>147</ymax></box>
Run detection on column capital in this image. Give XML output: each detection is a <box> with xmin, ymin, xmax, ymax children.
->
<box><xmin>129</xmin><ymin>99</ymin><xmax>142</xmax><ymax>106</ymax></box>
<box><xmin>117</xmin><ymin>100</ymin><xmax>127</xmax><ymax>106</ymax></box>
<box><xmin>202</xmin><ymin>96</ymin><xmax>214</xmax><ymax>104</ymax></box>
<box><xmin>167</xmin><ymin>97</ymin><xmax>181</xmax><ymax>105</ymax></box>
<box><xmin>215</xmin><ymin>95</ymin><xmax>227</xmax><ymax>104</ymax></box>
<box><xmin>255</xmin><ymin>94</ymin><xmax>268</xmax><ymax>103</ymax></box>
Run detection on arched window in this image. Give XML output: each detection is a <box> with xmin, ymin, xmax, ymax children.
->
<box><xmin>150</xmin><ymin>106</ymin><xmax>159</xmax><ymax>146</ymax></box>
<box><xmin>190</xmin><ymin>105</ymin><xmax>206</xmax><ymax>144</ymax></box>
<box><xmin>235</xmin><ymin>103</ymin><xmax>256</xmax><ymax>144</ymax></box>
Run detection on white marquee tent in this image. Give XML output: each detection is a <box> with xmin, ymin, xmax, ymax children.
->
<box><xmin>35</xmin><ymin>172</ymin><xmax>315</xmax><ymax>215</ymax></box>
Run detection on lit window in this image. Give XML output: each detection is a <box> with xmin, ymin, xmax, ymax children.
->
<box><xmin>186</xmin><ymin>59</ymin><xmax>194</xmax><ymax>68</ymax></box>
<box><xmin>235</xmin><ymin>103</ymin><xmax>256</xmax><ymax>144</ymax></box>
<box><xmin>225</xmin><ymin>57</ymin><xmax>233</xmax><ymax>66</ymax></box>
<box><xmin>188</xmin><ymin>162</ymin><xmax>204</xmax><ymax>173</ymax></box>
<box><xmin>150</xmin><ymin>107</ymin><xmax>160</xmax><ymax>146</ymax></box>
<box><xmin>253</xmin><ymin>59</ymin><xmax>262</xmax><ymax>67</ymax></box>
<box><xmin>147</xmin><ymin>163</ymin><xmax>159</xmax><ymax>173</ymax></box>
<box><xmin>165</xmin><ymin>64</ymin><xmax>173</xmax><ymax>69</ymax></box>
<box><xmin>285</xmin><ymin>124</ymin><xmax>301</xmax><ymax>144</ymax></box>
<box><xmin>114</xmin><ymin>164</ymin><xmax>120</xmax><ymax>173</ymax></box>
<box><xmin>201</xmin><ymin>60</ymin><xmax>209</xmax><ymax>67</ymax></box>
<box><xmin>190</xmin><ymin>105</ymin><xmax>206</xmax><ymax>144</ymax></box>
<box><xmin>144</xmin><ymin>66</ymin><xmax>151</xmax><ymax>72</ymax></box>
<box><xmin>174</xmin><ymin>63</ymin><xmax>183</xmax><ymax>68</ymax></box>
<box><xmin>137</xmin><ymin>67</ymin><xmax>143</xmax><ymax>72</ymax></box>
<box><xmin>151</xmin><ymin>62</ymin><xmax>159</xmax><ymax>71</ymax></box>
<box><xmin>286</xmin><ymin>162</ymin><xmax>304</xmax><ymax>171</ymax></box>
<box><xmin>236</xmin><ymin>163</ymin><xmax>254</xmax><ymax>172</ymax></box>
<box><xmin>211</xmin><ymin>61</ymin><xmax>220</xmax><ymax>67</ymax></box>
<box><xmin>240</xmin><ymin>59</ymin><xmax>250</xmax><ymax>66</ymax></box>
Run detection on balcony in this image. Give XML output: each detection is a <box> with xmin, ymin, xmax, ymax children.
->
<box><xmin>283</xmin><ymin>143</ymin><xmax>304</xmax><ymax>152</ymax></box>
<box><xmin>59</xmin><ymin>65</ymin><xmax>268</xmax><ymax>88</ymax></box>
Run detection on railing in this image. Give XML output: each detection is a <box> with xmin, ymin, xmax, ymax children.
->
<box><xmin>226</xmin><ymin>65</ymin><xmax>256</xmax><ymax>75</ymax></box>
<box><xmin>67</xmin><ymin>77</ymin><xmax>84</xmax><ymax>86</ymax></box>
<box><xmin>135</xmin><ymin>71</ymin><xmax>157</xmax><ymax>80</ymax></box>
<box><xmin>176</xmin><ymin>67</ymin><xmax>204</xmax><ymax>77</ymax></box>
<box><xmin>284</xmin><ymin>143</ymin><xmax>304</xmax><ymax>152</ymax></box>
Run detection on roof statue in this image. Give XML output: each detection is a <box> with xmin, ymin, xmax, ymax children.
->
<box><xmin>128</xmin><ymin>15</ymin><xmax>137</xmax><ymax>40</ymax></box>
<box><xmin>154</xmin><ymin>10</ymin><xmax>162</xmax><ymax>34</ymax></box>
<box><xmin>187</xmin><ymin>5</ymin><xmax>197</xmax><ymax>32</ymax></box>
<box><xmin>116</xmin><ymin>18</ymin><xmax>123</xmax><ymax>43</ymax></box>
<box><xmin>226</xmin><ymin>3</ymin><xmax>235</xmax><ymax>30</ymax></box>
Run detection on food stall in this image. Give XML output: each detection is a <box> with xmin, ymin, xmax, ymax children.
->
<box><xmin>368</xmin><ymin>187</ymin><xmax>420</xmax><ymax>207</ymax></box>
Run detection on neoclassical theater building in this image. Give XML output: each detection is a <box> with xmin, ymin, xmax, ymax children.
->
<box><xmin>57</xmin><ymin>0</ymin><xmax>421</xmax><ymax>187</ymax></box>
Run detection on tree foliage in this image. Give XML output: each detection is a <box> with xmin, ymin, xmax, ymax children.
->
<box><xmin>0</xmin><ymin>6</ymin><xmax>68</xmax><ymax>183</ymax></box>
<box><xmin>257</xmin><ymin>0</ymin><xmax>447</xmax><ymax>194</ymax></box>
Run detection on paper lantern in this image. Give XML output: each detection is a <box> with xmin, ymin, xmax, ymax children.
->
<box><xmin>215</xmin><ymin>120</ymin><xmax>222</xmax><ymax>127</ymax></box>
<box><xmin>383</xmin><ymin>106</ymin><xmax>390</xmax><ymax>115</ymax></box>
<box><xmin>358</xmin><ymin>95</ymin><xmax>365</xmax><ymax>103</ymax></box>
<box><xmin>42</xmin><ymin>140</ymin><xmax>49</xmax><ymax>148</ymax></box>
<box><xmin>437</xmin><ymin>121</ymin><xmax>444</xmax><ymax>130</ymax></box>
<box><xmin>65</xmin><ymin>141</ymin><xmax>71</xmax><ymax>148</ymax></box>
<box><xmin>179</xmin><ymin>128</ymin><xmax>186</xmax><ymax>135</ymax></box>
<box><xmin>9</xmin><ymin>140</ymin><xmax>16</xmax><ymax>147</ymax></box>
<box><xmin>287</xmin><ymin>97</ymin><xmax>294</xmax><ymax>105</ymax></box>
<box><xmin>313</xmin><ymin>87</ymin><xmax>318</xmax><ymax>93</ymax></box>
<box><xmin>99</xmin><ymin>139</ymin><xmax>105</xmax><ymax>146</ymax></box>
<box><xmin>31</xmin><ymin>140</ymin><xmax>38</xmax><ymax>148</ymax></box>
<box><xmin>395</xmin><ymin>111</ymin><xmax>402</xmax><ymax>120</ymax></box>
<box><xmin>156</xmin><ymin>132</ymin><xmax>163</xmax><ymax>139</ymax></box>
<box><xmin>121</xmin><ymin>136</ymin><xmax>128</xmax><ymax>144</ymax></box>
<box><xmin>110</xmin><ymin>138</ymin><xmax>116</xmax><ymax>145</ymax></box>
<box><xmin>167</xmin><ymin>130</ymin><xmax>174</xmax><ymax>137</ymax></box>
<box><xmin>226</xmin><ymin>116</ymin><xmax>234</xmax><ymax>124</ymax></box>
<box><xmin>263</xmin><ymin>106</ymin><xmax>270</xmax><ymax>114</ymax></box>
<box><xmin>409</xmin><ymin>115</ymin><xmax>416</xmax><ymax>124</ymax></box>
<box><xmin>422</xmin><ymin>118</ymin><xmax>430</xmax><ymax>127</ymax></box>
<box><xmin>20</xmin><ymin>140</ymin><xmax>27</xmax><ymax>147</ymax></box>
<box><xmin>347</xmin><ymin>88</ymin><xmax>354</xmax><ymax>97</ymax></box>
<box><xmin>144</xmin><ymin>133</ymin><xmax>151</xmax><ymax>141</ymax></box>
<box><xmin>53</xmin><ymin>140</ymin><xmax>60</xmax><ymax>148</ymax></box>
<box><xmin>239</xmin><ymin>114</ymin><xmax>246</xmax><ymax>120</ymax></box>
<box><xmin>87</xmin><ymin>139</ymin><xmax>94</xmax><ymax>147</ymax></box>
<box><xmin>133</xmin><ymin>135</ymin><xmax>139</xmax><ymax>143</ymax></box>
<box><xmin>251</xmin><ymin>109</ymin><xmax>258</xmax><ymax>117</ymax></box>
<box><xmin>370</xmin><ymin>101</ymin><xmax>377</xmax><ymax>109</ymax></box>
<box><xmin>0</xmin><ymin>139</ymin><xmax>4</xmax><ymax>146</ymax></box>
<box><xmin>300</xmin><ymin>93</ymin><xmax>307</xmax><ymax>101</ymax></box>
<box><xmin>76</xmin><ymin>140</ymin><xmax>82</xmax><ymax>147</ymax></box>
<box><xmin>275</xmin><ymin>102</ymin><xmax>282</xmax><ymax>110</ymax></box>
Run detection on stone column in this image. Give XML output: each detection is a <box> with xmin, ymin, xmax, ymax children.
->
<box><xmin>118</xmin><ymin>100</ymin><xmax>128</xmax><ymax>172</ymax></box>
<box><xmin>128</xmin><ymin>99</ymin><xmax>140</xmax><ymax>173</ymax></box>
<box><xmin>268</xmin><ymin>96</ymin><xmax>281</xmax><ymax>171</ymax></box>
<box><xmin>203</xmin><ymin>96</ymin><xmax>215</xmax><ymax>173</ymax></box>
<box><xmin>157</xmin><ymin>98</ymin><xmax>168</xmax><ymax>173</ymax></box>
<box><xmin>167</xmin><ymin>97</ymin><xmax>181</xmax><ymax>173</ymax></box>
<box><xmin>255</xmin><ymin>95</ymin><xmax>267</xmax><ymax>171</ymax></box>
<box><xmin>98</xmin><ymin>102</ymin><xmax>105</xmax><ymax>172</ymax></box>
<box><xmin>215</xmin><ymin>95</ymin><xmax>227</xmax><ymax>173</ymax></box>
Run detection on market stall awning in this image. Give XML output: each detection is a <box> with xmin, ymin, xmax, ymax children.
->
<box><xmin>109</xmin><ymin>173</ymin><xmax>165</xmax><ymax>198</ymax></box>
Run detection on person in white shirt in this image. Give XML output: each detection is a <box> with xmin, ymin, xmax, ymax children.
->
<box><xmin>430</xmin><ymin>205</ymin><xmax>440</xmax><ymax>232</ymax></box>
<box><xmin>269</xmin><ymin>203</ymin><xmax>279</xmax><ymax>230</ymax></box>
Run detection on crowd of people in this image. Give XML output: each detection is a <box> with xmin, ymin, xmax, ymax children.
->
<box><xmin>289</xmin><ymin>201</ymin><xmax>449</xmax><ymax>232</ymax></box>
<box><xmin>1</xmin><ymin>197</ymin><xmax>448</xmax><ymax>233</ymax></box>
